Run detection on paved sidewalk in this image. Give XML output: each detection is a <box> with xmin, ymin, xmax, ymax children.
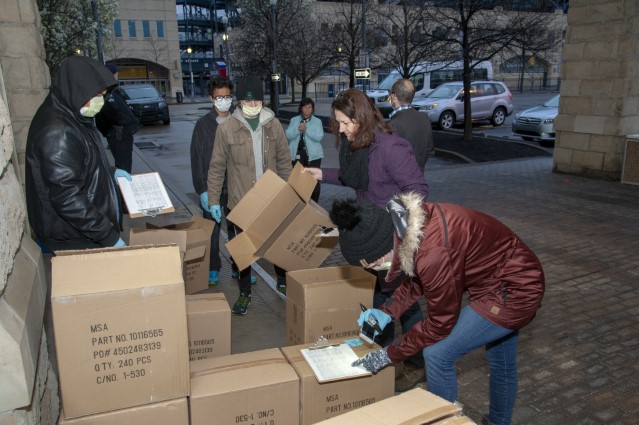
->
<box><xmin>125</xmin><ymin>102</ymin><xmax>639</xmax><ymax>424</ymax></box>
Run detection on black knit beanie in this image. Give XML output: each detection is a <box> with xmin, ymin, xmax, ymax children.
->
<box><xmin>329</xmin><ymin>199</ymin><xmax>394</xmax><ymax>266</ymax></box>
<box><xmin>236</xmin><ymin>76</ymin><xmax>263</xmax><ymax>101</ymax></box>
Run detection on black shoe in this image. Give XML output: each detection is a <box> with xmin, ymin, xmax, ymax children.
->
<box><xmin>394</xmin><ymin>362</ymin><xmax>426</xmax><ymax>392</ymax></box>
<box><xmin>232</xmin><ymin>292</ymin><xmax>251</xmax><ymax>315</ymax></box>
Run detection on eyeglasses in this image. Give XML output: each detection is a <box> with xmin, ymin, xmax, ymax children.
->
<box><xmin>213</xmin><ymin>95</ymin><xmax>233</xmax><ymax>102</ymax></box>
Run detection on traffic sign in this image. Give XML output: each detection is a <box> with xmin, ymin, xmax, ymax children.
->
<box><xmin>271</xmin><ymin>73</ymin><xmax>281</xmax><ymax>82</ymax></box>
<box><xmin>354</xmin><ymin>68</ymin><xmax>371</xmax><ymax>79</ymax></box>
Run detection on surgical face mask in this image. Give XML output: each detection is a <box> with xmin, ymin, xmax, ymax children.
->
<box><xmin>242</xmin><ymin>103</ymin><xmax>262</xmax><ymax>117</ymax></box>
<box><xmin>80</xmin><ymin>95</ymin><xmax>105</xmax><ymax>117</ymax></box>
<box><xmin>214</xmin><ymin>97</ymin><xmax>233</xmax><ymax>112</ymax></box>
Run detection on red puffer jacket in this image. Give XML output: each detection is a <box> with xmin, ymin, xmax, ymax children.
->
<box><xmin>381</xmin><ymin>193</ymin><xmax>545</xmax><ymax>363</ymax></box>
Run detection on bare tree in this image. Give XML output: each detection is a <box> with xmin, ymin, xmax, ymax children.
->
<box><xmin>373</xmin><ymin>1</ymin><xmax>448</xmax><ymax>78</ymax></box>
<box><xmin>322</xmin><ymin>0</ymin><xmax>379</xmax><ymax>88</ymax></box>
<box><xmin>233</xmin><ymin>0</ymin><xmax>309</xmax><ymax>108</ymax></box>
<box><xmin>427</xmin><ymin>0</ymin><xmax>563</xmax><ymax>140</ymax></box>
<box><xmin>279</xmin><ymin>15</ymin><xmax>335</xmax><ymax>100</ymax></box>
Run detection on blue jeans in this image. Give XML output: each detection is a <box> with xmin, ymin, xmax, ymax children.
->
<box><xmin>423</xmin><ymin>306</ymin><xmax>518</xmax><ymax>425</ymax></box>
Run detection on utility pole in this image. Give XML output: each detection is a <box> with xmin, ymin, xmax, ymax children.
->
<box><xmin>361</xmin><ymin>0</ymin><xmax>367</xmax><ymax>94</ymax></box>
<box><xmin>91</xmin><ymin>0</ymin><xmax>104</xmax><ymax>63</ymax></box>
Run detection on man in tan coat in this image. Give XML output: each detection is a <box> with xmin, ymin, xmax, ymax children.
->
<box><xmin>207</xmin><ymin>76</ymin><xmax>292</xmax><ymax>314</ymax></box>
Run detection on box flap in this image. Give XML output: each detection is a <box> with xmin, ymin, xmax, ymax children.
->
<box><xmin>287</xmin><ymin>162</ymin><xmax>317</xmax><ymax>203</ymax></box>
<box><xmin>225</xmin><ymin>232</ymin><xmax>260</xmax><ymax>271</ymax></box>
<box><xmin>191</xmin><ymin>216</ymin><xmax>215</xmax><ymax>237</ymax></box>
<box><xmin>184</xmin><ymin>245</ymin><xmax>206</xmax><ymax>263</ymax></box>
<box><xmin>51</xmin><ymin>245</ymin><xmax>183</xmax><ymax>298</ymax></box>
<box><xmin>190</xmin><ymin>348</ymin><xmax>285</xmax><ymax>378</ymax></box>
<box><xmin>227</xmin><ymin>170</ymin><xmax>288</xmax><ymax>230</ymax></box>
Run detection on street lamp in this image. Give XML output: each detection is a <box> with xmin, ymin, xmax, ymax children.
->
<box><xmin>222</xmin><ymin>33</ymin><xmax>232</xmax><ymax>80</ymax></box>
<box><xmin>186</xmin><ymin>47</ymin><xmax>194</xmax><ymax>103</ymax></box>
<box><xmin>269</xmin><ymin>0</ymin><xmax>279</xmax><ymax>116</ymax></box>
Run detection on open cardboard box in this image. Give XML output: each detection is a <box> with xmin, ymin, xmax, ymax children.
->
<box><xmin>129</xmin><ymin>216</ymin><xmax>214</xmax><ymax>294</ymax></box>
<box><xmin>226</xmin><ymin>162</ymin><xmax>338</xmax><ymax>272</ymax></box>
<box><xmin>51</xmin><ymin>245</ymin><xmax>190</xmax><ymax>419</ymax></box>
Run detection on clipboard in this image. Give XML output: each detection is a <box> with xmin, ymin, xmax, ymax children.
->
<box><xmin>117</xmin><ymin>172</ymin><xmax>175</xmax><ymax>218</ymax></box>
<box><xmin>300</xmin><ymin>337</ymin><xmax>372</xmax><ymax>383</ymax></box>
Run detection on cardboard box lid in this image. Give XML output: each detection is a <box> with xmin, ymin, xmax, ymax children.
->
<box><xmin>287</xmin><ymin>266</ymin><xmax>376</xmax><ymax>310</ymax></box>
<box><xmin>190</xmin><ymin>348</ymin><xmax>298</xmax><ymax>397</ymax></box>
<box><xmin>314</xmin><ymin>388</ymin><xmax>462</xmax><ymax>424</ymax></box>
<box><xmin>51</xmin><ymin>245</ymin><xmax>183</xmax><ymax>297</ymax></box>
<box><xmin>287</xmin><ymin>162</ymin><xmax>319</xmax><ymax>203</ymax></box>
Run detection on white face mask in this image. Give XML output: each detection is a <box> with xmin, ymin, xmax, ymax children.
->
<box><xmin>80</xmin><ymin>95</ymin><xmax>105</xmax><ymax>117</ymax></box>
<box><xmin>214</xmin><ymin>97</ymin><xmax>233</xmax><ymax>112</ymax></box>
<box><xmin>242</xmin><ymin>104</ymin><xmax>262</xmax><ymax>117</ymax></box>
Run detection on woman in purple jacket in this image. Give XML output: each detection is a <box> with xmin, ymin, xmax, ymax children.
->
<box><xmin>305</xmin><ymin>88</ymin><xmax>430</xmax><ymax>391</ymax></box>
<box><xmin>304</xmin><ymin>88</ymin><xmax>428</xmax><ymax>206</ymax></box>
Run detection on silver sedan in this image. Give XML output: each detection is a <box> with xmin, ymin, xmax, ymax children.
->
<box><xmin>511</xmin><ymin>94</ymin><xmax>559</xmax><ymax>147</ymax></box>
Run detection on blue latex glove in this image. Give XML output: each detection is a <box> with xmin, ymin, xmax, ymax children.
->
<box><xmin>113</xmin><ymin>237</ymin><xmax>126</xmax><ymax>247</ymax></box>
<box><xmin>210</xmin><ymin>205</ymin><xmax>222</xmax><ymax>223</ymax></box>
<box><xmin>199</xmin><ymin>192</ymin><xmax>210</xmax><ymax>212</ymax></box>
<box><xmin>114</xmin><ymin>169</ymin><xmax>132</xmax><ymax>181</ymax></box>
<box><xmin>351</xmin><ymin>347</ymin><xmax>392</xmax><ymax>373</ymax></box>
<box><xmin>357</xmin><ymin>308</ymin><xmax>392</xmax><ymax>339</ymax></box>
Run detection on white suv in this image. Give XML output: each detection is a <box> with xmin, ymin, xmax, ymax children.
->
<box><xmin>412</xmin><ymin>81</ymin><xmax>513</xmax><ymax>129</ymax></box>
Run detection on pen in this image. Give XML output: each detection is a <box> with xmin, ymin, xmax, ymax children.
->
<box><xmin>359</xmin><ymin>303</ymin><xmax>384</xmax><ymax>334</ymax></box>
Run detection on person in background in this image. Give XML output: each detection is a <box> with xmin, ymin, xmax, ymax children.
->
<box><xmin>207</xmin><ymin>76</ymin><xmax>292</xmax><ymax>314</ymax></box>
<box><xmin>304</xmin><ymin>88</ymin><xmax>429</xmax><ymax>391</ymax></box>
<box><xmin>95</xmin><ymin>63</ymin><xmax>141</xmax><ymax>173</ymax></box>
<box><xmin>331</xmin><ymin>194</ymin><xmax>545</xmax><ymax>425</ymax></box>
<box><xmin>388</xmin><ymin>79</ymin><xmax>434</xmax><ymax>172</ymax></box>
<box><xmin>285</xmin><ymin>97</ymin><xmax>324</xmax><ymax>202</ymax></box>
<box><xmin>25</xmin><ymin>56</ymin><xmax>130</xmax><ymax>252</ymax></box>
<box><xmin>190</xmin><ymin>77</ymin><xmax>234</xmax><ymax>286</ymax></box>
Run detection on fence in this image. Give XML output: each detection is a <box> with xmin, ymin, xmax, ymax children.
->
<box><xmin>500</xmin><ymin>76</ymin><xmax>561</xmax><ymax>93</ymax></box>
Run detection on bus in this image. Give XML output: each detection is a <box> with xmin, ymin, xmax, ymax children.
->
<box><xmin>367</xmin><ymin>60</ymin><xmax>493</xmax><ymax>117</ymax></box>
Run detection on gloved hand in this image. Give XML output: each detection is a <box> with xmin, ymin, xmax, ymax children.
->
<box><xmin>351</xmin><ymin>347</ymin><xmax>392</xmax><ymax>373</ymax></box>
<box><xmin>113</xmin><ymin>237</ymin><xmax>127</xmax><ymax>247</ymax></box>
<box><xmin>114</xmin><ymin>169</ymin><xmax>132</xmax><ymax>181</ymax></box>
<box><xmin>199</xmin><ymin>192</ymin><xmax>210</xmax><ymax>212</ymax></box>
<box><xmin>357</xmin><ymin>308</ymin><xmax>392</xmax><ymax>339</ymax></box>
<box><xmin>210</xmin><ymin>205</ymin><xmax>222</xmax><ymax>223</ymax></box>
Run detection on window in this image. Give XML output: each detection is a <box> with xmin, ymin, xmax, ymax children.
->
<box><xmin>156</xmin><ymin>21</ymin><xmax>165</xmax><ymax>38</ymax></box>
<box><xmin>142</xmin><ymin>20</ymin><xmax>150</xmax><ymax>38</ymax></box>
<box><xmin>128</xmin><ymin>20</ymin><xmax>137</xmax><ymax>38</ymax></box>
<box><xmin>114</xmin><ymin>20</ymin><xmax>122</xmax><ymax>38</ymax></box>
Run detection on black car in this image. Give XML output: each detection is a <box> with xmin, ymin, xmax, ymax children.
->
<box><xmin>119</xmin><ymin>84</ymin><xmax>170</xmax><ymax>125</ymax></box>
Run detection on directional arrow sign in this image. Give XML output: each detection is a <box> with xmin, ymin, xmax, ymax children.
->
<box><xmin>354</xmin><ymin>68</ymin><xmax>371</xmax><ymax>79</ymax></box>
<box><xmin>271</xmin><ymin>73</ymin><xmax>281</xmax><ymax>82</ymax></box>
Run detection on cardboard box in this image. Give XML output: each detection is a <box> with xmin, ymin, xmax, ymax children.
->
<box><xmin>314</xmin><ymin>388</ymin><xmax>472</xmax><ymax>424</ymax></box>
<box><xmin>129</xmin><ymin>216</ymin><xmax>214</xmax><ymax>294</ymax></box>
<box><xmin>186</xmin><ymin>293</ymin><xmax>231</xmax><ymax>362</ymax></box>
<box><xmin>286</xmin><ymin>266</ymin><xmax>376</xmax><ymax>345</ymax></box>
<box><xmin>58</xmin><ymin>398</ymin><xmax>189</xmax><ymax>425</ymax></box>
<box><xmin>51</xmin><ymin>246</ymin><xmax>190</xmax><ymax>419</ymax></box>
<box><xmin>281</xmin><ymin>341</ymin><xmax>395</xmax><ymax>424</ymax></box>
<box><xmin>189</xmin><ymin>348</ymin><xmax>300</xmax><ymax>425</ymax></box>
<box><xmin>226</xmin><ymin>162</ymin><xmax>338</xmax><ymax>271</ymax></box>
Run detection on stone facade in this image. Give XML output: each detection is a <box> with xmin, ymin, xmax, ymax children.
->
<box><xmin>554</xmin><ymin>0</ymin><xmax>639</xmax><ymax>180</ymax></box>
<box><xmin>0</xmin><ymin>0</ymin><xmax>58</xmax><ymax>423</ymax></box>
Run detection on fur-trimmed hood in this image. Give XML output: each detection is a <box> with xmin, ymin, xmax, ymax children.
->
<box><xmin>385</xmin><ymin>192</ymin><xmax>427</xmax><ymax>281</ymax></box>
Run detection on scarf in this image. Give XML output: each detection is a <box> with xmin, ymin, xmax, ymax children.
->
<box><xmin>338</xmin><ymin>135</ymin><xmax>369</xmax><ymax>190</ymax></box>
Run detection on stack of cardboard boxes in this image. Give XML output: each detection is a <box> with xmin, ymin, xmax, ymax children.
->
<box><xmin>49</xmin><ymin>166</ymin><xmax>475</xmax><ymax>424</ymax></box>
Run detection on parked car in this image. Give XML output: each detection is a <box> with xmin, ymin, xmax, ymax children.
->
<box><xmin>511</xmin><ymin>94</ymin><xmax>559</xmax><ymax>147</ymax></box>
<box><xmin>412</xmin><ymin>81</ymin><xmax>514</xmax><ymax>129</ymax></box>
<box><xmin>119</xmin><ymin>84</ymin><xmax>170</xmax><ymax>125</ymax></box>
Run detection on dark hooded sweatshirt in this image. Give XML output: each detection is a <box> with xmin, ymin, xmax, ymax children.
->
<box><xmin>25</xmin><ymin>56</ymin><xmax>121</xmax><ymax>251</ymax></box>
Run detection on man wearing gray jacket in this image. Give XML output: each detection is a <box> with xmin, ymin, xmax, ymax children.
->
<box><xmin>389</xmin><ymin>79</ymin><xmax>434</xmax><ymax>171</ymax></box>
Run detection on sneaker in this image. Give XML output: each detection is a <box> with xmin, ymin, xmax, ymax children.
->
<box><xmin>231</xmin><ymin>270</ymin><xmax>256</xmax><ymax>284</ymax></box>
<box><xmin>394</xmin><ymin>362</ymin><xmax>425</xmax><ymax>393</ymax></box>
<box><xmin>208</xmin><ymin>270</ymin><xmax>219</xmax><ymax>286</ymax></box>
<box><xmin>276</xmin><ymin>284</ymin><xmax>286</xmax><ymax>296</ymax></box>
<box><xmin>232</xmin><ymin>292</ymin><xmax>251</xmax><ymax>315</ymax></box>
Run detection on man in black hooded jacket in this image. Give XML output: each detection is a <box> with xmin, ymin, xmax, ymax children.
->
<box><xmin>26</xmin><ymin>56</ymin><xmax>129</xmax><ymax>251</ymax></box>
